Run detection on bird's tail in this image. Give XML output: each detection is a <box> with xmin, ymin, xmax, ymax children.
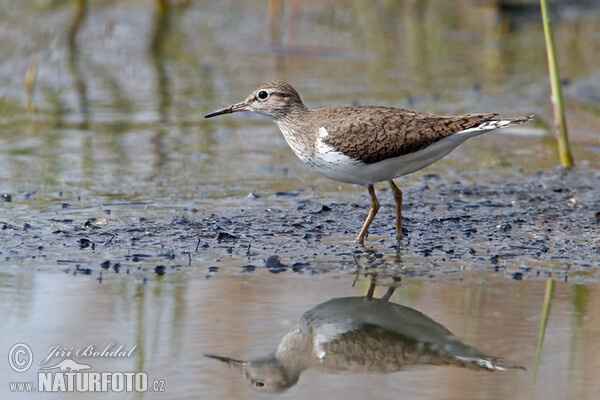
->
<box><xmin>477</xmin><ymin>114</ymin><xmax>534</xmax><ymax>130</ymax></box>
<box><xmin>454</xmin><ymin>355</ymin><xmax>525</xmax><ymax>372</ymax></box>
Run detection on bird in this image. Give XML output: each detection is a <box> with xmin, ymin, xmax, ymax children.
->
<box><xmin>205</xmin><ymin>81</ymin><xmax>532</xmax><ymax>244</ymax></box>
<box><xmin>205</xmin><ymin>279</ymin><xmax>521</xmax><ymax>393</ymax></box>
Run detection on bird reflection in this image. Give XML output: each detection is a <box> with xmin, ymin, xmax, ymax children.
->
<box><xmin>206</xmin><ymin>280</ymin><xmax>522</xmax><ymax>393</ymax></box>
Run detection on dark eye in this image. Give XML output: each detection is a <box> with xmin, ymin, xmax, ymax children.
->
<box><xmin>257</xmin><ymin>90</ymin><xmax>269</xmax><ymax>100</ymax></box>
<box><xmin>254</xmin><ymin>380</ymin><xmax>266</xmax><ymax>388</ymax></box>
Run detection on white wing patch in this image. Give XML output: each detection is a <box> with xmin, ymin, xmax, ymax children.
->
<box><xmin>318</xmin><ymin>126</ymin><xmax>329</xmax><ymax>139</ymax></box>
<box><xmin>312</xmin><ymin>127</ymin><xmax>366</xmax><ymax>182</ymax></box>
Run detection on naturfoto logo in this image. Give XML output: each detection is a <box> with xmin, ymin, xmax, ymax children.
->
<box><xmin>8</xmin><ymin>342</ymin><xmax>165</xmax><ymax>394</ymax></box>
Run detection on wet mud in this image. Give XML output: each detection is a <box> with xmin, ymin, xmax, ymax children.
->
<box><xmin>1</xmin><ymin>168</ymin><xmax>598</xmax><ymax>282</ymax></box>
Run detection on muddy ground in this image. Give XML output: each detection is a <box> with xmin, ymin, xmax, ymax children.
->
<box><xmin>1</xmin><ymin>168</ymin><xmax>599</xmax><ymax>282</ymax></box>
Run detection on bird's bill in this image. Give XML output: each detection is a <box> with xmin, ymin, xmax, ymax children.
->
<box><xmin>204</xmin><ymin>101</ymin><xmax>249</xmax><ymax>118</ymax></box>
<box><xmin>204</xmin><ymin>354</ymin><xmax>246</xmax><ymax>372</ymax></box>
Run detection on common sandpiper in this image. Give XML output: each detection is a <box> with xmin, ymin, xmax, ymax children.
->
<box><xmin>205</xmin><ymin>81</ymin><xmax>532</xmax><ymax>244</ymax></box>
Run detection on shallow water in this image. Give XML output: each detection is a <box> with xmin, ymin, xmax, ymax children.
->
<box><xmin>1</xmin><ymin>1</ymin><xmax>600</xmax><ymax>399</ymax></box>
<box><xmin>2</xmin><ymin>270</ymin><xmax>599</xmax><ymax>399</ymax></box>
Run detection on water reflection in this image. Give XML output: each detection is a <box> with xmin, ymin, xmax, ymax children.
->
<box><xmin>206</xmin><ymin>279</ymin><xmax>521</xmax><ymax>393</ymax></box>
<box><xmin>67</xmin><ymin>0</ymin><xmax>89</xmax><ymax>129</ymax></box>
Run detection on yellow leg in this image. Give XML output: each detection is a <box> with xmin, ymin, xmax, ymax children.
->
<box><xmin>381</xmin><ymin>286</ymin><xmax>396</xmax><ymax>301</ymax></box>
<box><xmin>365</xmin><ymin>274</ymin><xmax>377</xmax><ymax>301</ymax></box>
<box><xmin>388</xmin><ymin>180</ymin><xmax>403</xmax><ymax>241</ymax></box>
<box><xmin>356</xmin><ymin>184</ymin><xmax>380</xmax><ymax>244</ymax></box>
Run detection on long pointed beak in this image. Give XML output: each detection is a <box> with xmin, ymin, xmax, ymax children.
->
<box><xmin>205</xmin><ymin>101</ymin><xmax>249</xmax><ymax>118</ymax></box>
<box><xmin>204</xmin><ymin>354</ymin><xmax>246</xmax><ymax>372</ymax></box>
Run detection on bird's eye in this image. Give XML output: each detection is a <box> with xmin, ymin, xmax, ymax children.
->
<box><xmin>257</xmin><ymin>90</ymin><xmax>269</xmax><ymax>100</ymax></box>
<box><xmin>253</xmin><ymin>380</ymin><xmax>266</xmax><ymax>388</ymax></box>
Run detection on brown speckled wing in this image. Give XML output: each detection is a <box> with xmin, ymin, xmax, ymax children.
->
<box><xmin>316</xmin><ymin>106</ymin><xmax>498</xmax><ymax>164</ymax></box>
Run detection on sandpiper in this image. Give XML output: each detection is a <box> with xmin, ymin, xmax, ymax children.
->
<box><xmin>205</xmin><ymin>81</ymin><xmax>532</xmax><ymax>243</ymax></box>
<box><xmin>205</xmin><ymin>280</ymin><xmax>520</xmax><ymax>393</ymax></box>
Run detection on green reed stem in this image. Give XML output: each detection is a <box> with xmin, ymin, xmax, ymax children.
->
<box><xmin>532</xmin><ymin>277</ymin><xmax>555</xmax><ymax>397</ymax></box>
<box><xmin>540</xmin><ymin>0</ymin><xmax>574</xmax><ymax>168</ymax></box>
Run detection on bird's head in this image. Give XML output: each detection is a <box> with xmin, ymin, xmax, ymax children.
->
<box><xmin>205</xmin><ymin>80</ymin><xmax>305</xmax><ymax>121</ymax></box>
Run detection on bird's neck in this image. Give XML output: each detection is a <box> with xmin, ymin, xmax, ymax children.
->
<box><xmin>274</xmin><ymin>327</ymin><xmax>313</xmax><ymax>371</ymax></box>
<box><xmin>277</xmin><ymin>102</ymin><xmax>310</xmax><ymax>126</ymax></box>
<box><xmin>273</xmin><ymin>106</ymin><xmax>315</xmax><ymax>160</ymax></box>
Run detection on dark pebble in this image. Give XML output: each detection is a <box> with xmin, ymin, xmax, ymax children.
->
<box><xmin>275</xmin><ymin>191</ymin><xmax>299</xmax><ymax>197</ymax></box>
<box><xmin>292</xmin><ymin>262</ymin><xmax>310</xmax><ymax>272</ymax></box>
<box><xmin>154</xmin><ymin>266</ymin><xmax>166</xmax><ymax>276</ymax></box>
<box><xmin>78</xmin><ymin>238</ymin><xmax>92</xmax><ymax>249</ymax></box>
<box><xmin>268</xmin><ymin>267</ymin><xmax>287</xmax><ymax>274</ymax></box>
<box><xmin>312</xmin><ymin>205</ymin><xmax>332</xmax><ymax>213</ymax></box>
<box><xmin>216</xmin><ymin>231</ymin><xmax>239</xmax><ymax>243</ymax></box>
<box><xmin>100</xmin><ymin>260</ymin><xmax>111</xmax><ymax>269</ymax></box>
<box><xmin>512</xmin><ymin>272</ymin><xmax>523</xmax><ymax>280</ymax></box>
<box><xmin>265</xmin><ymin>255</ymin><xmax>287</xmax><ymax>269</ymax></box>
<box><xmin>499</xmin><ymin>223</ymin><xmax>512</xmax><ymax>232</ymax></box>
<box><xmin>75</xmin><ymin>267</ymin><xmax>92</xmax><ymax>275</ymax></box>
<box><xmin>128</xmin><ymin>253</ymin><xmax>151</xmax><ymax>259</ymax></box>
<box><xmin>241</xmin><ymin>265</ymin><xmax>257</xmax><ymax>273</ymax></box>
<box><xmin>490</xmin><ymin>255</ymin><xmax>500</xmax><ymax>265</ymax></box>
<box><xmin>113</xmin><ymin>263</ymin><xmax>121</xmax><ymax>273</ymax></box>
<box><xmin>208</xmin><ymin>266</ymin><xmax>219</xmax><ymax>273</ymax></box>
<box><xmin>2</xmin><ymin>194</ymin><xmax>12</xmax><ymax>202</ymax></box>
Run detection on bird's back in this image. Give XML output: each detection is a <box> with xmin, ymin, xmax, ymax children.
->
<box><xmin>312</xmin><ymin>106</ymin><xmax>497</xmax><ymax>164</ymax></box>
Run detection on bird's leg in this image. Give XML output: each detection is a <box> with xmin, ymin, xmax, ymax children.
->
<box><xmin>365</xmin><ymin>274</ymin><xmax>377</xmax><ymax>301</ymax></box>
<box><xmin>356</xmin><ymin>184</ymin><xmax>380</xmax><ymax>244</ymax></box>
<box><xmin>380</xmin><ymin>287</ymin><xmax>395</xmax><ymax>301</ymax></box>
<box><xmin>388</xmin><ymin>180</ymin><xmax>403</xmax><ymax>241</ymax></box>
<box><xmin>381</xmin><ymin>277</ymin><xmax>401</xmax><ymax>301</ymax></box>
